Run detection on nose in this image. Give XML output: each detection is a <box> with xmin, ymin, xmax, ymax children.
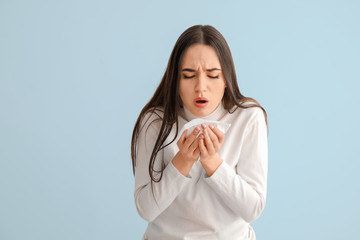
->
<box><xmin>194</xmin><ymin>73</ymin><xmax>207</xmax><ymax>94</ymax></box>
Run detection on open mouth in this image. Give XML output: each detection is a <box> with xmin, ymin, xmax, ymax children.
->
<box><xmin>194</xmin><ymin>98</ymin><xmax>209</xmax><ymax>108</ymax></box>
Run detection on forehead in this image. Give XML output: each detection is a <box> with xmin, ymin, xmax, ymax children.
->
<box><xmin>181</xmin><ymin>44</ymin><xmax>221</xmax><ymax>68</ymax></box>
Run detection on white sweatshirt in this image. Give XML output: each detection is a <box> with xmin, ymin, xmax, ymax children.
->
<box><xmin>134</xmin><ymin>102</ymin><xmax>268</xmax><ymax>240</ymax></box>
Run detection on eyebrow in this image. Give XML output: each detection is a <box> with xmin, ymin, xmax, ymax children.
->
<box><xmin>182</xmin><ymin>68</ymin><xmax>221</xmax><ymax>72</ymax></box>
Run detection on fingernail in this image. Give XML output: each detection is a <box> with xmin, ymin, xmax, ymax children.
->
<box><xmin>209</xmin><ymin>124</ymin><xmax>214</xmax><ymax>129</ymax></box>
<box><xmin>202</xmin><ymin>123</ymin><xmax>207</xmax><ymax>128</ymax></box>
<box><xmin>194</xmin><ymin>127</ymin><xmax>199</xmax><ymax>132</ymax></box>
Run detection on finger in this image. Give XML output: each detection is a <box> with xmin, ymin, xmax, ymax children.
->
<box><xmin>198</xmin><ymin>136</ymin><xmax>207</xmax><ymax>154</ymax></box>
<box><xmin>203</xmin><ymin>128</ymin><xmax>215</xmax><ymax>153</ymax></box>
<box><xmin>200</xmin><ymin>124</ymin><xmax>212</xmax><ymax>149</ymax></box>
<box><xmin>184</xmin><ymin>127</ymin><xmax>200</xmax><ymax>148</ymax></box>
<box><xmin>207</xmin><ymin>126</ymin><xmax>220</xmax><ymax>151</ymax></box>
<box><xmin>193</xmin><ymin>147</ymin><xmax>200</xmax><ymax>157</ymax></box>
<box><xmin>178</xmin><ymin>129</ymin><xmax>188</xmax><ymax>146</ymax></box>
<box><xmin>209</xmin><ymin>125</ymin><xmax>225</xmax><ymax>144</ymax></box>
<box><xmin>189</xmin><ymin>135</ymin><xmax>200</xmax><ymax>153</ymax></box>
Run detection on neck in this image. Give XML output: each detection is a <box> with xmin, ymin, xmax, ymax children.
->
<box><xmin>181</xmin><ymin>102</ymin><xmax>226</xmax><ymax>121</ymax></box>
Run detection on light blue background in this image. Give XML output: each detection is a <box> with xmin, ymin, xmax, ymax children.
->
<box><xmin>1</xmin><ymin>0</ymin><xmax>359</xmax><ymax>239</ymax></box>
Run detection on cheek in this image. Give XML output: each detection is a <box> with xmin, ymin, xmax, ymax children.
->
<box><xmin>210</xmin><ymin>79</ymin><xmax>226</xmax><ymax>90</ymax></box>
<box><xmin>213</xmin><ymin>81</ymin><xmax>226</xmax><ymax>98</ymax></box>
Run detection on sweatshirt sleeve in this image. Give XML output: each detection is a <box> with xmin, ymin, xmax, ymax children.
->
<box><xmin>134</xmin><ymin>112</ymin><xmax>192</xmax><ymax>222</ymax></box>
<box><xmin>203</xmin><ymin>109</ymin><xmax>268</xmax><ymax>223</ymax></box>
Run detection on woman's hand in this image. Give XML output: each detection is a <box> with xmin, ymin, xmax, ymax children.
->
<box><xmin>198</xmin><ymin>124</ymin><xmax>225</xmax><ymax>176</ymax></box>
<box><xmin>172</xmin><ymin>127</ymin><xmax>201</xmax><ymax>176</ymax></box>
<box><xmin>177</xmin><ymin>127</ymin><xmax>201</xmax><ymax>162</ymax></box>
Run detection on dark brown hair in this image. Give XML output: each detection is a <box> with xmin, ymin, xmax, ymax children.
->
<box><xmin>131</xmin><ymin>25</ymin><xmax>268</xmax><ymax>185</ymax></box>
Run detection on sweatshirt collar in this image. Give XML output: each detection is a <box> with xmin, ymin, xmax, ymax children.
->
<box><xmin>181</xmin><ymin>102</ymin><xmax>226</xmax><ymax>122</ymax></box>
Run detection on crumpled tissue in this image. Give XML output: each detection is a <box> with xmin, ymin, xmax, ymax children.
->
<box><xmin>179</xmin><ymin>118</ymin><xmax>231</xmax><ymax>138</ymax></box>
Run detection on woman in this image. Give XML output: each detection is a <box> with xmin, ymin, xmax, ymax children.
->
<box><xmin>131</xmin><ymin>25</ymin><xmax>268</xmax><ymax>240</ymax></box>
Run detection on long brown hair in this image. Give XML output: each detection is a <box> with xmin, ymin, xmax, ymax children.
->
<box><xmin>131</xmin><ymin>25</ymin><xmax>268</xmax><ymax>184</ymax></box>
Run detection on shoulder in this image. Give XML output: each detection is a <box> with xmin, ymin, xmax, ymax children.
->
<box><xmin>231</xmin><ymin>103</ymin><xmax>265</xmax><ymax>122</ymax></box>
<box><xmin>243</xmin><ymin>106</ymin><xmax>266</xmax><ymax>123</ymax></box>
<box><xmin>229</xmin><ymin>102</ymin><xmax>268</xmax><ymax>133</ymax></box>
<box><xmin>140</xmin><ymin>107</ymin><xmax>165</xmax><ymax>132</ymax></box>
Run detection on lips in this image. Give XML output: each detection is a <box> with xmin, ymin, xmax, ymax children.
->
<box><xmin>194</xmin><ymin>97</ymin><xmax>209</xmax><ymax>108</ymax></box>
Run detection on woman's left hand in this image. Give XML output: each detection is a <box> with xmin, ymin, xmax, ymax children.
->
<box><xmin>198</xmin><ymin>124</ymin><xmax>225</xmax><ymax>176</ymax></box>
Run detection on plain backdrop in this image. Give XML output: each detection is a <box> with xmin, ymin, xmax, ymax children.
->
<box><xmin>1</xmin><ymin>0</ymin><xmax>359</xmax><ymax>239</ymax></box>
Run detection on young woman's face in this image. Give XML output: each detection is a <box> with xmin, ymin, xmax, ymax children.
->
<box><xmin>179</xmin><ymin>44</ymin><xmax>226</xmax><ymax>117</ymax></box>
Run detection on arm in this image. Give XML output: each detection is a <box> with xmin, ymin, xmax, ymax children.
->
<box><xmin>134</xmin><ymin>113</ymin><xmax>192</xmax><ymax>222</ymax></box>
<box><xmin>203</xmin><ymin>111</ymin><xmax>268</xmax><ymax>223</ymax></box>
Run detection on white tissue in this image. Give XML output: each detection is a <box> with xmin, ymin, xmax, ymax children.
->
<box><xmin>179</xmin><ymin>118</ymin><xmax>231</xmax><ymax>138</ymax></box>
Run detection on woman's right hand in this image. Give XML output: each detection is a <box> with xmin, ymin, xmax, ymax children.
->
<box><xmin>172</xmin><ymin>127</ymin><xmax>200</xmax><ymax>176</ymax></box>
<box><xmin>177</xmin><ymin>127</ymin><xmax>201</xmax><ymax>162</ymax></box>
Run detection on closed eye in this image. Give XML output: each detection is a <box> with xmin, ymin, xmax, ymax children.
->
<box><xmin>183</xmin><ymin>75</ymin><xmax>219</xmax><ymax>79</ymax></box>
<box><xmin>183</xmin><ymin>75</ymin><xmax>195</xmax><ymax>79</ymax></box>
<box><xmin>209</xmin><ymin>75</ymin><xmax>219</xmax><ymax>79</ymax></box>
